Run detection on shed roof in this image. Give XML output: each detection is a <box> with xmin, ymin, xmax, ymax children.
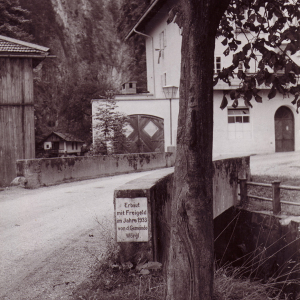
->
<box><xmin>45</xmin><ymin>132</ymin><xmax>84</xmax><ymax>143</ymax></box>
<box><xmin>0</xmin><ymin>35</ymin><xmax>50</xmax><ymax>55</ymax></box>
<box><xmin>0</xmin><ymin>35</ymin><xmax>53</xmax><ymax>67</ymax></box>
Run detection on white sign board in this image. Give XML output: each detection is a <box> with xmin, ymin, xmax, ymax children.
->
<box><xmin>115</xmin><ymin>197</ymin><xmax>149</xmax><ymax>242</ymax></box>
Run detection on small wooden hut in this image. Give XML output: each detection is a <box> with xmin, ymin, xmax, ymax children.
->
<box><xmin>41</xmin><ymin>132</ymin><xmax>85</xmax><ymax>157</ymax></box>
<box><xmin>0</xmin><ymin>35</ymin><xmax>50</xmax><ymax>187</ymax></box>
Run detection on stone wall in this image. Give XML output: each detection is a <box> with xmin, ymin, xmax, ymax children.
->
<box><xmin>113</xmin><ymin>156</ymin><xmax>250</xmax><ymax>268</ymax></box>
<box><xmin>214</xmin><ymin>207</ymin><xmax>300</xmax><ymax>297</ymax></box>
<box><xmin>114</xmin><ymin>168</ymin><xmax>174</xmax><ymax>264</ymax></box>
<box><xmin>16</xmin><ymin>152</ymin><xmax>175</xmax><ymax>188</ymax></box>
<box><xmin>213</xmin><ymin>156</ymin><xmax>250</xmax><ymax>218</ymax></box>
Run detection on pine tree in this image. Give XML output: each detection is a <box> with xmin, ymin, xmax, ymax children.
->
<box><xmin>93</xmin><ymin>99</ymin><xmax>129</xmax><ymax>155</ymax></box>
<box><xmin>0</xmin><ymin>0</ymin><xmax>31</xmax><ymax>40</ymax></box>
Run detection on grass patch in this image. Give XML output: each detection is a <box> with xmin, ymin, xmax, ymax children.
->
<box><xmin>72</xmin><ymin>263</ymin><xmax>165</xmax><ymax>300</ymax></box>
<box><xmin>71</xmin><ymin>215</ymin><xmax>299</xmax><ymax>300</ymax></box>
<box><xmin>214</xmin><ymin>266</ymin><xmax>282</xmax><ymax>300</ymax></box>
<box><xmin>73</xmin><ymin>262</ymin><xmax>298</xmax><ymax>300</ymax></box>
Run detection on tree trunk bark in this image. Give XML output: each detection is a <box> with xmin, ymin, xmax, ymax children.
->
<box><xmin>166</xmin><ymin>1</ymin><xmax>230</xmax><ymax>299</ymax></box>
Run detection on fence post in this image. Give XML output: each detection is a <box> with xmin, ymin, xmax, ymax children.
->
<box><xmin>239</xmin><ymin>178</ymin><xmax>248</xmax><ymax>206</ymax></box>
<box><xmin>272</xmin><ymin>181</ymin><xmax>281</xmax><ymax>214</ymax></box>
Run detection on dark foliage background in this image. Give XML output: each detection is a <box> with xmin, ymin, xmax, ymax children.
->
<box><xmin>0</xmin><ymin>0</ymin><xmax>150</xmax><ymax>148</ymax></box>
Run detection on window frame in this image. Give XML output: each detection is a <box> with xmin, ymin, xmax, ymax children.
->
<box><xmin>214</xmin><ymin>56</ymin><xmax>221</xmax><ymax>74</ymax></box>
<box><xmin>227</xmin><ymin>107</ymin><xmax>250</xmax><ymax>124</ymax></box>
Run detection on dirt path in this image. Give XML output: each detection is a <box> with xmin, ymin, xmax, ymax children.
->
<box><xmin>0</xmin><ymin>171</ymin><xmax>154</xmax><ymax>300</ymax></box>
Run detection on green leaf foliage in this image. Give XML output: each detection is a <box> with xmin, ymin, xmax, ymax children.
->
<box><xmin>220</xmin><ymin>95</ymin><xmax>228</xmax><ymax>110</ymax></box>
<box><xmin>215</xmin><ymin>0</ymin><xmax>300</xmax><ymax>109</ymax></box>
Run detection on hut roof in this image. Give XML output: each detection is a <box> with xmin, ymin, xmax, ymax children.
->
<box><xmin>0</xmin><ymin>35</ymin><xmax>53</xmax><ymax>66</ymax></box>
<box><xmin>44</xmin><ymin>132</ymin><xmax>84</xmax><ymax>143</ymax></box>
<box><xmin>0</xmin><ymin>35</ymin><xmax>49</xmax><ymax>55</ymax></box>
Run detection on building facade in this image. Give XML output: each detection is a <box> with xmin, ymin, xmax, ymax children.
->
<box><xmin>92</xmin><ymin>0</ymin><xmax>300</xmax><ymax>158</ymax></box>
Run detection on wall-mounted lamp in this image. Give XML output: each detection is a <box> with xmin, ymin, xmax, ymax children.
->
<box><xmin>162</xmin><ymin>86</ymin><xmax>178</xmax><ymax>146</ymax></box>
<box><xmin>163</xmin><ymin>85</ymin><xmax>178</xmax><ymax>99</ymax></box>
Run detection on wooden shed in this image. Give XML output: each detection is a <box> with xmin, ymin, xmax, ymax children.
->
<box><xmin>41</xmin><ymin>132</ymin><xmax>84</xmax><ymax>157</ymax></box>
<box><xmin>0</xmin><ymin>35</ymin><xmax>50</xmax><ymax>187</ymax></box>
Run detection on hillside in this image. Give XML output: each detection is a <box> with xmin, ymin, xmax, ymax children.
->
<box><xmin>14</xmin><ymin>0</ymin><xmax>148</xmax><ymax>146</ymax></box>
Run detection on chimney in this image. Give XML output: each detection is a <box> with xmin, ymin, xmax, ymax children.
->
<box><xmin>121</xmin><ymin>81</ymin><xmax>137</xmax><ymax>94</ymax></box>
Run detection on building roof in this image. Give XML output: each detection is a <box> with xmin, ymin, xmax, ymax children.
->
<box><xmin>0</xmin><ymin>35</ymin><xmax>50</xmax><ymax>55</ymax></box>
<box><xmin>0</xmin><ymin>35</ymin><xmax>53</xmax><ymax>67</ymax></box>
<box><xmin>125</xmin><ymin>0</ymin><xmax>169</xmax><ymax>40</ymax></box>
<box><xmin>45</xmin><ymin>132</ymin><xmax>84</xmax><ymax>143</ymax></box>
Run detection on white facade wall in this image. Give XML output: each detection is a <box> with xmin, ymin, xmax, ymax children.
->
<box><xmin>213</xmin><ymin>91</ymin><xmax>300</xmax><ymax>158</ymax></box>
<box><xmin>144</xmin><ymin>10</ymin><xmax>182</xmax><ymax>97</ymax></box>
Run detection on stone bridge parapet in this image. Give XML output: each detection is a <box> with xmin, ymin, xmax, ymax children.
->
<box><xmin>16</xmin><ymin>152</ymin><xmax>175</xmax><ymax>188</ymax></box>
<box><xmin>113</xmin><ymin>156</ymin><xmax>250</xmax><ymax>267</ymax></box>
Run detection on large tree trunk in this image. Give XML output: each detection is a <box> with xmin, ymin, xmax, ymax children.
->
<box><xmin>166</xmin><ymin>1</ymin><xmax>230</xmax><ymax>299</ymax></box>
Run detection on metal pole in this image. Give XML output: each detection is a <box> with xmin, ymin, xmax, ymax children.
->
<box><xmin>170</xmin><ymin>98</ymin><xmax>172</xmax><ymax>145</ymax></box>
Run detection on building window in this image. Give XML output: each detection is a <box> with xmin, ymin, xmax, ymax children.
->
<box><xmin>159</xmin><ymin>29</ymin><xmax>167</xmax><ymax>49</ymax></box>
<box><xmin>157</xmin><ymin>29</ymin><xmax>167</xmax><ymax>64</ymax></box>
<box><xmin>228</xmin><ymin>108</ymin><xmax>250</xmax><ymax>123</ymax></box>
<box><xmin>214</xmin><ymin>56</ymin><xmax>221</xmax><ymax>73</ymax></box>
<box><xmin>228</xmin><ymin>108</ymin><xmax>251</xmax><ymax>139</ymax></box>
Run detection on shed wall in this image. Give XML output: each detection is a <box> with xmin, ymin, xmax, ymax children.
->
<box><xmin>0</xmin><ymin>58</ymin><xmax>34</xmax><ymax>187</ymax></box>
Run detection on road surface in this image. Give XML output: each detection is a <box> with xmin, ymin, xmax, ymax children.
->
<box><xmin>250</xmin><ymin>151</ymin><xmax>300</xmax><ymax>177</ymax></box>
<box><xmin>0</xmin><ymin>171</ymin><xmax>155</xmax><ymax>300</ymax></box>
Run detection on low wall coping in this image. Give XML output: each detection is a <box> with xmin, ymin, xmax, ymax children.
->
<box><xmin>116</xmin><ymin>167</ymin><xmax>174</xmax><ymax>192</ymax></box>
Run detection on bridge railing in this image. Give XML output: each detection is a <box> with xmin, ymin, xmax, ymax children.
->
<box><xmin>239</xmin><ymin>178</ymin><xmax>300</xmax><ymax>214</ymax></box>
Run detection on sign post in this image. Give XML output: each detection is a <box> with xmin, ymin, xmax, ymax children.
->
<box><xmin>115</xmin><ymin>197</ymin><xmax>149</xmax><ymax>242</ymax></box>
<box><xmin>114</xmin><ymin>184</ymin><xmax>154</xmax><ymax>264</ymax></box>
<box><xmin>113</xmin><ymin>168</ymin><xmax>175</xmax><ymax>265</ymax></box>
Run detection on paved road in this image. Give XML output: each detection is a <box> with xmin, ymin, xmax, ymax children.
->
<box><xmin>1</xmin><ymin>152</ymin><xmax>299</xmax><ymax>299</ymax></box>
<box><xmin>0</xmin><ymin>171</ymin><xmax>155</xmax><ymax>300</ymax></box>
<box><xmin>250</xmin><ymin>151</ymin><xmax>300</xmax><ymax>177</ymax></box>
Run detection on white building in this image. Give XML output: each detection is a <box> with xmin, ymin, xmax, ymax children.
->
<box><xmin>92</xmin><ymin>0</ymin><xmax>300</xmax><ymax>158</ymax></box>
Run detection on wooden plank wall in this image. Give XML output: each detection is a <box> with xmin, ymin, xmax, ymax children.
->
<box><xmin>0</xmin><ymin>58</ymin><xmax>34</xmax><ymax>187</ymax></box>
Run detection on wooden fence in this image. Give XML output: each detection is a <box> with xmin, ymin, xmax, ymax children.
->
<box><xmin>239</xmin><ymin>178</ymin><xmax>300</xmax><ymax>214</ymax></box>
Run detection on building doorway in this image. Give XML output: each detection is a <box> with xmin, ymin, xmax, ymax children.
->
<box><xmin>125</xmin><ymin>114</ymin><xmax>164</xmax><ymax>153</ymax></box>
<box><xmin>274</xmin><ymin>106</ymin><xmax>294</xmax><ymax>152</ymax></box>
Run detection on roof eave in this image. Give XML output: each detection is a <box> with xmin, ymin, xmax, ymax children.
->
<box><xmin>125</xmin><ymin>0</ymin><xmax>163</xmax><ymax>40</ymax></box>
<box><xmin>0</xmin><ymin>54</ymin><xmax>55</xmax><ymax>58</ymax></box>
<box><xmin>0</xmin><ymin>34</ymin><xmax>50</xmax><ymax>52</ymax></box>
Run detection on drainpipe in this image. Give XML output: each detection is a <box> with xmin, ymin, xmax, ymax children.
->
<box><xmin>170</xmin><ymin>98</ymin><xmax>172</xmax><ymax>145</ymax></box>
<box><xmin>133</xmin><ymin>29</ymin><xmax>156</xmax><ymax>96</ymax></box>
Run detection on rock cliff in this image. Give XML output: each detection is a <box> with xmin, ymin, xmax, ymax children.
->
<box><xmin>18</xmin><ymin>0</ymin><xmax>138</xmax><ymax>145</ymax></box>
